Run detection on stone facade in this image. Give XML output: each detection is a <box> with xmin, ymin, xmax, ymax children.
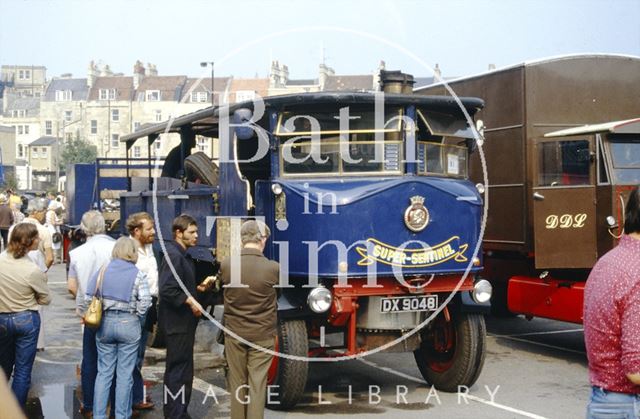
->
<box><xmin>0</xmin><ymin>65</ymin><xmax>47</xmax><ymax>98</ymax></box>
<box><xmin>1</xmin><ymin>60</ymin><xmax>388</xmax><ymax>175</ymax></box>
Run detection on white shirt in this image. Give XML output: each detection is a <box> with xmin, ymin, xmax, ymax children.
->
<box><xmin>68</xmin><ymin>234</ymin><xmax>115</xmax><ymax>310</ymax></box>
<box><xmin>136</xmin><ymin>242</ymin><xmax>158</xmax><ymax>297</ymax></box>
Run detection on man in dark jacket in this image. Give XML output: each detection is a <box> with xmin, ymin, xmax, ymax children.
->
<box><xmin>220</xmin><ymin>220</ymin><xmax>279</xmax><ymax>419</ymax></box>
<box><xmin>159</xmin><ymin>214</ymin><xmax>204</xmax><ymax>419</ymax></box>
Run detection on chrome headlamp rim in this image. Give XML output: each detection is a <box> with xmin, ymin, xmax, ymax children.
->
<box><xmin>307</xmin><ymin>286</ymin><xmax>332</xmax><ymax>313</ymax></box>
<box><xmin>472</xmin><ymin>279</ymin><xmax>492</xmax><ymax>304</ymax></box>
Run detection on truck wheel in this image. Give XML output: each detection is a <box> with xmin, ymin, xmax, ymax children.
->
<box><xmin>184</xmin><ymin>152</ymin><xmax>219</xmax><ymax>186</ymax></box>
<box><xmin>267</xmin><ymin>319</ymin><xmax>308</xmax><ymax>409</ymax></box>
<box><xmin>414</xmin><ymin>309</ymin><xmax>486</xmax><ymax>392</ymax></box>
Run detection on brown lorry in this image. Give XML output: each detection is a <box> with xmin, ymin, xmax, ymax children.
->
<box><xmin>417</xmin><ymin>54</ymin><xmax>640</xmax><ymax>323</ymax></box>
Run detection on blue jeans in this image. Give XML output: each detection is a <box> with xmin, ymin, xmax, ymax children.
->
<box><xmin>93</xmin><ymin>311</ymin><xmax>141</xmax><ymax>419</ymax></box>
<box><xmin>587</xmin><ymin>386</ymin><xmax>640</xmax><ymax>418</ymax></box>
<box><xmin>132</xmin><ymin>312</ymin><xmax>148</xmax><ymax>405</ymax></box>
<box><xmin>0</xmin><ymin>310</ymin><xmax>40</xmax><ymax>406</ymax></box>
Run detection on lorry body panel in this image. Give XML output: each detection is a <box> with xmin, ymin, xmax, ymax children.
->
<box><xmin>416</xmin><ymin>54</ymin><xmax>640</xmax><ymax>322</ymax></box>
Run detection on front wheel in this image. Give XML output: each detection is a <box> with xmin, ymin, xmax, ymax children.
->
<box><xmin>414</xmin><ymin>309</ymin><xmax>486</xmax><ymax>392</ymax></box>
<box><xmin>267</xmin><ymin>319</ymin><xmax>308</xmax><ymax>409</ymax></box>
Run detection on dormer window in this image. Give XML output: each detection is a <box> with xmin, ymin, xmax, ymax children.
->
<box><xmin>190</xmin><ymin>91</ymin><xmax>208</xmax><ymax>103</ymax></box>
<box><xmin>146</xmin><ymin>90</ymin><xmax>160</xmax><ymax>101</ymax></box>
<box><xmin>99</xmin><ymin>88</ymin><xmax>117</xmax><ymax>100</ymax></box>
<box><xmin>55</xmin><ymin>90</ymin><xmax>72</xmax><ymax>101</ymax></box>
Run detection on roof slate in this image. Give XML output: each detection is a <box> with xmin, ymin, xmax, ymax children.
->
<box><xmin>181</xmin><ymin>77</ymin><xmax>232</xmax><ymax>104</ymax></box>
<box><xmin>136</xmin><ymin>76</ymin><xmax>187</xmax><ymax>102</ymax></box>
<box><xmin>323</xmin><ymin>75</ymin><xmax>374</xmax><ymax>91</ymax></box>
<box><xmin>88</xmin><ymin>77</ymin><xmax>135</xmax><ymax>101</ymax></box>
<box><xmin>287</xmin><ymin>79</ymin><xmax>317</xmax><ymax>86</ymax></box>
<box><xmin>230</xmin><ymin>78</ymin><xmax>270</xmax><ymax>98</ymax></box>
<box><xmin>30</xmin><ymin>136</ymin><xmax>58</xmax><ymax>146</ymax></box>
<box><xmin>43</xmin><ymin>78</ymin><xmax>89</xmax><ymax>101</ymax></box>
<box><xmin>6</xmin><ymin>97</ymin><xmax>40</xmax><ymax>111</ymax></box>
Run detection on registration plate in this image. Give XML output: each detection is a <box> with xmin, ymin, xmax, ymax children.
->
<box><xmin>380</xmin><ymin>295</ymin><xmax>438</xmax><ymax>313</ymax></box>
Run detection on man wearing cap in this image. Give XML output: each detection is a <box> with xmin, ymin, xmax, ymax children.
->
<box><xmin>220</xmin><ymin>220</ymin><xmax>279</xmax><ymax>419</ymax></box>
<box><xmin>0</xmin><ymin>194</ymin><xmax>13</xmax><ymax>252</ymax></box>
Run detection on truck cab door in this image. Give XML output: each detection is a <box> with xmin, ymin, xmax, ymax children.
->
<box><xmin>532</xmin><ymin>136</ymin><xmax>597</xmax><ymax>269</ymax></box>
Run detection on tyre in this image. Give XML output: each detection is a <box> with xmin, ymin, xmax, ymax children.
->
<box><xmin>267</xmin><ymin>319</ymin><xmax>308</xmax><ymax>409</ymax></box>
<box><xmin>184</xmin><ymin>152</ymin><xmax>219</xmax><ymax>186</ymax></box>
<box><xmin>414</xmin><ymin>309</ymin><xmax>486</xmax><ymax>392</ymax></box>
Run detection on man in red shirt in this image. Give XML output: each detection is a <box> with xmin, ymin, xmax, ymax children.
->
<box><xmin>584</xmin><ymin>186</ymin><xmax>640</xmax><ymax>418</ymax></box>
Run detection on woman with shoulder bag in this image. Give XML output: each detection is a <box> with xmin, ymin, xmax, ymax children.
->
<box><xmin>0</xmin><ymin>223</ymin><xmax>51</xmax><ymax>407</ymax></box>
<box><xmin>82</xmin><ymin>237</ymin><xmax>151</xmax><ymax>419</ymax></box>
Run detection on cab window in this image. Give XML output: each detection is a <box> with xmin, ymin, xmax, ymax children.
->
<box><xmin>415</xmin><ymin>109</ymin><xmax>470</xmax><ymax>178</ymax></box>
<box><xmin>277</xmin><ymin>106</ymin><xmax>404</xmax><ymax>177</ymax></box>
<box><xmin>538</xmin><ymin>140</ymin><xmax>591</xmax><ymax>186</ymax></box>
<box><xmin>609</xmin><ymin>138</ymin><xmax>640</xmax><ymax>184</ymax></box>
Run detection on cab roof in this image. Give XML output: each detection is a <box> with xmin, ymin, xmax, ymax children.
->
<box><xmin>120</xmin><ymin>92</ymin><xmax>484</xmax><ymax>146</ymax></box>
<box><xmin>544</xmin><ymin>118</ymin><xmax>640</xmax><ymax>137</ymax></box>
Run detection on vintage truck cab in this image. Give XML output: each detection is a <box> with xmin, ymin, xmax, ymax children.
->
<box><xmin>119</xmin><ymin>72</ymin><xmax>490</xmax><ymax>408</ymax></box>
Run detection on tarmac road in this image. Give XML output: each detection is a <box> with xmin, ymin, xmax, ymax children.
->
<box><xmin>24</xmin><ymin>264</ymin><xmax>589</xmax><ymax>419</ymax></box>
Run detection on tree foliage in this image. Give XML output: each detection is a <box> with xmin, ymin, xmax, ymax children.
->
<box><xmin>60</xmin><ymin>138</ymin><xmax>97</xmax><ymax>169</ymax></box>
<box><xmin>1</xmin><ymin>172</ymin><xmax>18</xmax><ymax>191</ymax></box>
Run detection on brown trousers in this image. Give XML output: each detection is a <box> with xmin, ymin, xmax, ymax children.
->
<box><xmin>225</xmin><ymin>336</ymin><xmax>275</xmax><ymax>419</ymax></box>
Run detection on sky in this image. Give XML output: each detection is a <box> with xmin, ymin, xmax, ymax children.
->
<box><xmin>0</xmin><ymin>0</ymin><xmax>639</xmax><ymax>81</ymax></box>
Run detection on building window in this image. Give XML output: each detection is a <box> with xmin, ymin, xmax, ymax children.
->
<box><xmin>17</xmin><ymin>126</ymin><xmax>23</xmax><ymax>135</ymax></box>
<box><xmin>146</xmin><ymin>90</ymin><xmax>160</xmax><ymax>101</ymax></box>
<box><xmin>45</xmin><ymin>120</ymin><xmax>52</xmax><ymax>136</ymax></box>
<box><xmin>154</xmin><ymin>138</ymin><xmax>161</xmax><ymax>151</ymax></box>
<box><xmin>24</xmin><ymin>125</ymin><xmax>29</xmax><ymax>135</ymax></box>
<box><xmin>235</xmin><ymin>90</ymin><xmax>256</xmax><ymax>102</ymax></box>
<box><xmin>197</xmin><ymin>137</ymin><xmax>207</xmax><ymax>152</ymax></box>
<box><xmin>17</xmin><ymin>144</ymin><xmax>24</xmax><ymax>158</ymax></box>
<box><xmin>133</xmin><ymin>121</ymin><xmax>141</xmax><ymax>131</ymax></box>
<box><xmin>111</xmin><ymin>109</ymin><xmax>119</xmax><ymax>122</ymax></box>
<box><xmin>55</xmin><ymin>90</ymin><xmax>72</xmax><ymax>101</ymax></box>
<box><xmin>99</xmin><ymin>88</ymin><xmax>116</xmax><ymax>100</ymax></box>
<box><xmin>155</xmin><ymin>110</ymin><xmax>162</xmax><ymax>122</ymax></box>
<box><xmin>31</xmin><ymin>147</ymin><xmax>38</xmax><ymax>159</ymax></box>
<box><xmin>111</xmin><ymin>134</ymin><xmax>120</xmax><ymax>148</ymax></box>
<box><xmin>133</xmin><ymin>146</ymin><xmax>141</xmax><ymax>158</ymax></box>
<box><xmin>18</xmin><ymin>70</ymin><xmax>25</xmax><ymax>80</ymax></box>
<box><xmin>64</xmin><ymin>110</ymin><xmax>72</xmax><ymax>122</ymax></box>
<box><xmin>41</xmin><ymin>147</ymin><xmax>48</xmax><ymax>158</ymax></box>
<box><xmin>25</xmin><ymin>70</ymin><xmax>31</xmax><ymax>79</ymax></box>
<box><xmin>191</xmin><ymin>91</ymin><xmax>208</xmax><ymax>103</ymax></box>
<box><xmin>91</xmin><ymin>120</ymin><xmax>98</xmax><ymax>134</ymax></box>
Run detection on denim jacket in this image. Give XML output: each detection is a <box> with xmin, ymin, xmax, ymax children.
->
<box><xmin>82</xmin><ymin>260</ymin><xmax>151</xmax><ymax>317</ymax></box>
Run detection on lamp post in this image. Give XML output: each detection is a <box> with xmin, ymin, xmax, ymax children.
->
<box><xmin>200</xmin><ymin>61</ymin><xmax>214</xmax><ymax>107</ymax></box>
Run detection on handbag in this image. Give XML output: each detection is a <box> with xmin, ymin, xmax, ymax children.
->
<box><xmin>83</xmin><ymin>265</ymin><xmax>107</xmax><ymax>329</ymax></box>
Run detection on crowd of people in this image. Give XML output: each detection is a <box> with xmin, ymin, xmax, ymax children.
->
<box><xmin>0</xmin><ymin>190</ymin><xmax>279</xmax><ymax>419</ymax></box>
<box><xmin>6</xmin><ymin>185</ymin><xmax>640</xmax><ymax>418</ymax></box>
